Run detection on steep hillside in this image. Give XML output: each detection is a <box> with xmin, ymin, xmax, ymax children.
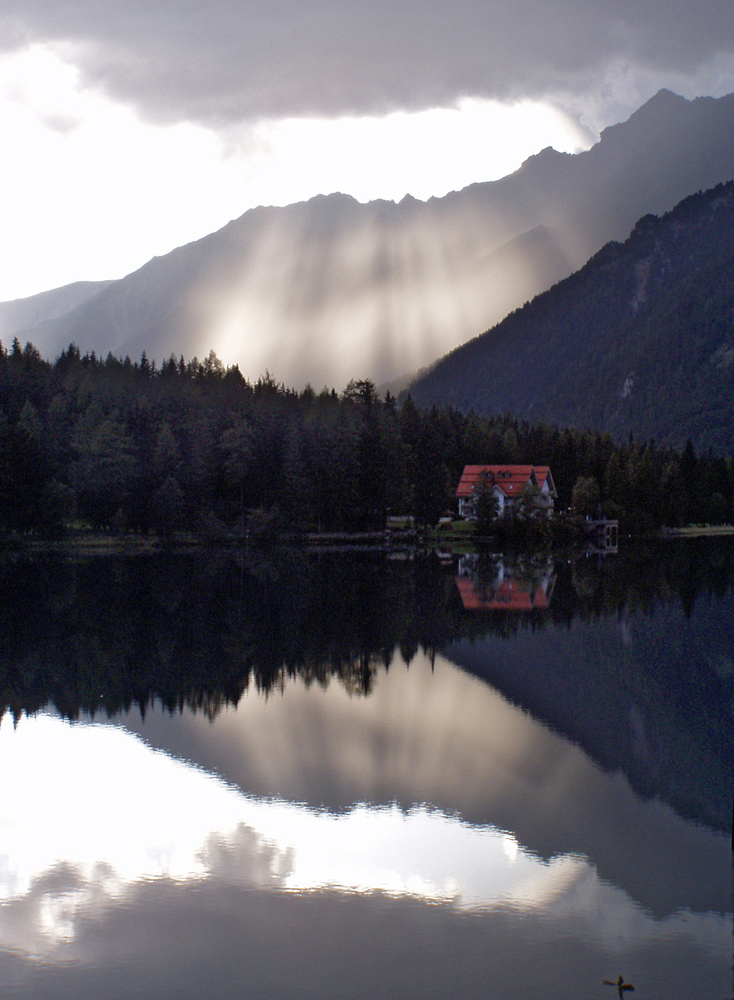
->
<box><xmin>0</xmin><ymin>281</ymin><xmax>113</xmax><ymax>342</ymax></box>
<box><xmin>13</xmin><ymin>91</ymin><xmax>734</xmax><ymax>389</ymax></box>
<box><xmin>410</xmin><ymin>182</ymin><xmax>734</xmax><ymax>453</ymax></box>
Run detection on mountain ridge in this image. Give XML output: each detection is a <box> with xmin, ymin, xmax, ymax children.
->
<box><xmin>0</xmin><ymin>280</ymin><xmax>113</xmax><ymax>343</ymax></box>
<box><xmin>7</xmin><ymin>89</ymin><xmax>734</xmax><ymax>390</ymax></box>
<box><xmin>408</xmin><ymin>180</ymin><xmax>734</xmax><ymax>452</ymax></box>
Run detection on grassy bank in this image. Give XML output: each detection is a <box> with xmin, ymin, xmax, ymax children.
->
<box><xmin>661</xmin><ymin>524</ymin><xmax>734</xmax><ymax>537</ymax></box>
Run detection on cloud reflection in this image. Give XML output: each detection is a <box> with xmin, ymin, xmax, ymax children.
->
<box><xmin>0</xmin><ymin>711</ymin><xmax>730</xmax><ymax>969</ymax></box>
<box><xmin>119</xmin><ymin>649</ymin><xmax>730</xmax><ymax>919</ymax></box>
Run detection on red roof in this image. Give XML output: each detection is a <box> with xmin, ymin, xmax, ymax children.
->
<box><xmin>533</xmin><ymin>466</ymin><xmax>557</xmax><ymax>496</ymax></box>
<box><xmin>456</xmin><ymin>464</ymin><xmax>556</xmax><ymax>499</ymax></box>
<box><xmin>455</xmin><ymin>575</ymin><xmax>551</xmax><ymax>611</ymax></box>
<box><xmin>456</xmin><ymin>465</ymin><xmax>536</xmax><ymax>499</ymax></box>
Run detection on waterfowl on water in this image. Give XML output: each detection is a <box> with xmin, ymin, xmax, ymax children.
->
<box><xmin>603</xmin><ymin>974</ymin><xmax>634</xmax><ymax>999</ymax></box>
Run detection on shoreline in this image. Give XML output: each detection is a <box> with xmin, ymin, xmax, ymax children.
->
<box><xmin>0</xmin><ymin>522</ymin><xmax>733</xmax><ymax>556</ymax></box>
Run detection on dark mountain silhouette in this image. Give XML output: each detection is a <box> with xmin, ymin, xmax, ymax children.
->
<box><xmin>409</xmin><ymin>180</ymin><xmax>734</xmax><ymax>452</ymax></box>
<box><xmin>9</xmin><ymin>90</ymin><xmax>734</xmax><ymax>389</ymax></box>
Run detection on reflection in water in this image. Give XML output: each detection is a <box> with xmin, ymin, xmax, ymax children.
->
<box><xmin>0</xmin><ymin>542</ymin><xmax>732</xmax><ymax>998</ymax></box>
<box><xmin>0</xmin><ymin>653</ymin><xmax>730</xmax><ymax>999</ymax></box>
<box><xmin>0</xmin><ymin>710</ymin><xmax>601</xmax><ymax>917</ymax></box>
<box><xmin>456</xmin><ymin>552</ymin><xmax>556</xmax><ymax>610</ymax></box>
<box><xmin>121</xmin><ymin>651</ymin><xmax>729</xmax><ymax>918</ymax></box>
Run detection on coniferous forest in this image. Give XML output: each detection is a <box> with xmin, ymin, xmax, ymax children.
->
<box><xmin>1</xmin><ymin>337</ymin><xmax>732</xmax><ymax>540</ymax></box>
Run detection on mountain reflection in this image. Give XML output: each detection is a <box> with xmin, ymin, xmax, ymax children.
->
<box><xmin>0</xmin><ymin>539</ymin><xmax>732</xmax><ymax>836</ymax></box>
<box><xmin>1</xmin><ymin>541</ymin><xmax>732</xmax><ymax>1000</ymax></box>
<box><xmin>0</xmin><ymin>655</ymin><xmax>730</xmax><ymax>1000</ymax></box>
<box><xmin>117</xmin><ymin>651</ymin><xmax>729</xmax><ymax>919</ymax></box>
<box><xmin>1</xmin><ymin>676</ymin><xmax>729</xmax><ymax>937</ymax></box>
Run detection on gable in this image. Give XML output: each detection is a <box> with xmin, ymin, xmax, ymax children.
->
<box><xmin>533</xmin><ymin>466</ymin><xmax>557</xmax><ymax>497</ymax></box>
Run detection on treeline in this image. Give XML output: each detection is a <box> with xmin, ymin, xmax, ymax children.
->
<box><xmin>0</xmin><ymin>338</ymin><xmax>732</xmax><ymax>538</ymax></box>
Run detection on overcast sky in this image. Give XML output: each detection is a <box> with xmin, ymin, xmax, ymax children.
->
<box><xmin>1</xmin><ymin>0</ymin><xmax>733</xmax><ymax>300</ymax></box>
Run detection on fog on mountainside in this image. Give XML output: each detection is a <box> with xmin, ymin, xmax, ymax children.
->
<box><xmin>6</xmin><ymin>90</ymin><xmax>734</xmax><ymax>390</ymax></box>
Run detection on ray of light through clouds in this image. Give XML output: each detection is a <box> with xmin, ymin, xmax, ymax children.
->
<box><xmin>231</xmin><ymin>99</ymin><xmax>593</xmax><ymax>206</ymax></box>
<box><xmin>0</xmin><ymin>0</ymin><xmax>733</xmax><ymax>303</ymax></box>
<box><xmin>0</xmin><ymin>43</ymin><xmax>591</xmax><ymax>302</ymax></box>
<box><xmin>0</xmin><ymin>45</ymin><xmax>257</xmax><ymax>300</ymax></box>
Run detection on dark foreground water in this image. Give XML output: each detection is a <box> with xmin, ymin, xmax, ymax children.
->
<box><xmin>0</xmin><ymin>541</ymin><xmax>731</xmax><ymax>999</ymax></box>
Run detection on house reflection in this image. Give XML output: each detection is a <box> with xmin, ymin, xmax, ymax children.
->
<box><xmin>456</xmin><ymin>554</ymin><xmax>556</xmax><ymax>611</ymax></box>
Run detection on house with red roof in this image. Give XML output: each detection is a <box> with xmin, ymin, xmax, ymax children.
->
<box><xmin>455</xmin><ymin>465</ymin><xmax>557</xmax><ymax>519</ymax></box>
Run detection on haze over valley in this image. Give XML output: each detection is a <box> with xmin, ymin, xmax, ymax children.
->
<box><xmin>1</xmin><ymin>6</ymin><xmax>733</xmax><ymax>996</ymax></box>
<box><xmin>3</xmin><ymin>90</ymin><xmax>734</xmax><ymax>394</ymax></box>
<box><xmin>410</xmin><ymin>180</ymin><xmax>734</xmax><ymax>452</ymax></box>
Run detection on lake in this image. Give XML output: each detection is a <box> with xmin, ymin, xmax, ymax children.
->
<box><xmin>0</xmin><ymin>540</ymin><xmax>731</xmax><ymax>999</ymax></box>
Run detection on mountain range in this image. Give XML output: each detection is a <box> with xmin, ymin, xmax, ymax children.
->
<box><xmin>409</xmin><ymin>180</ymin><xmax>734</xmax><ymax>452</ymax></box>
<box><xmin>3</xmin><ymin>89</ymin><xmax>734</xmax><ymax>392</ymax></box>
<box><xmin>0</xmin><ymin>281</ymin><xmax>112</xmax><ymax>341</ymax></box>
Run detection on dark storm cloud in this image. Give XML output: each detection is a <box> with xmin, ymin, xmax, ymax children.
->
<box><xmin>1</xmin><ymin>0</ymin><xmax>733</xmax><ymax>123</ymax></box>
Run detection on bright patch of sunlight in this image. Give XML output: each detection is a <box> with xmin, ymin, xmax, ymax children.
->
<box><xmin>0</xmin><ymin>711</ymin><xmax>729</xmax><ymax>959</ymax></box>
<box><xmin>0</xmin><ymin>45</ymin><xmax>250</xmax><ymax>300</ymax></box>
<box><xmin>0</xmin><ymin>44</ymin><xmax>592</xmax><ymax>302</ymax></box>
<box><xmin>234</xmin><ymin>98</ymin><xmax>592</xmax><ymax>206</ymax></box>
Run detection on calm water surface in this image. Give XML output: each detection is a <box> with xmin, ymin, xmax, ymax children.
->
<box><xmin>0</xmin><ymin>543</ymin><xmax>731</xmax><ymax>999</ymax></box>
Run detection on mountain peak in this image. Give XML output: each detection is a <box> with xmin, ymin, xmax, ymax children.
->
<box><xmin>11</xmin><ymin>91</ymin><xmax>734</xmax><ymax>394</ymax></box>
<box><xmin>599</xmin><ymin>89</ymin><xmax>688</xmax><ymax>142</ymax></box>
<box><xmin>647</xmin><ymin>87</ymin><xmax>686</xmax><ymax>105</ymax></box>
<box><xmin>629</xmin><ymin>89</ymin><xmax>689</xmax><ymax>119</ymax></box>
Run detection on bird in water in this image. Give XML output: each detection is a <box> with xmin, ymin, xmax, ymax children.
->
<box><xmin>603</xmin><ymin>974</ymin><xmax>634</xmax><ymax>999</ymax></box>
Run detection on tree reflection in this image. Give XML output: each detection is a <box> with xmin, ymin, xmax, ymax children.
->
<box><xmin>0</xmin><ymin>541</ymin><xmax>732</xmax><ymax>720</ymax></box>
<box><xmin>0</xmin><ymin>540</ymin><xmax>732</xmax><ymax>832</ymax></box>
